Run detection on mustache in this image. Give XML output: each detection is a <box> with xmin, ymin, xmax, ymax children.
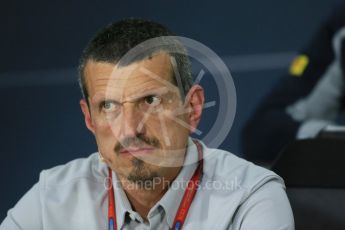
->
<box><xmin>114</xmin><ymin>134</ymin><xmax>161</xmax><ymax>153</ymax></box>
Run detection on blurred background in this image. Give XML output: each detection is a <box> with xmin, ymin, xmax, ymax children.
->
<box><xmin>0</xmin><ymin>0</ymin><xmax>342</xmax><ymax>220</ymax></box>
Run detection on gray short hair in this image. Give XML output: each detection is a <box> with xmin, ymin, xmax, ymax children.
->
<box><xmin>78</xmin><ymin>18</ymin><xmax>192</xmax><ymax>102</ymax></box>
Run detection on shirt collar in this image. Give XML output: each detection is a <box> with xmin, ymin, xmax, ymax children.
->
<box><xmin>109</xmin><ymin>137</ymin><xmax>200</xmax><ymax>229</ymax></box>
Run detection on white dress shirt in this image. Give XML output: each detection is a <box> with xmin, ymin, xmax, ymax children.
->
<box><xmin>0</xmin><ymin>138</ymin><xmax>294</xmax><ymax>229</ymax></box>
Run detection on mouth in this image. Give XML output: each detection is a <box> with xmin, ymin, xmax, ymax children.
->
<box><xmin>119</xmin><ymin>147</ymin><xmax>155</xmax><ymax>156</ymax></box>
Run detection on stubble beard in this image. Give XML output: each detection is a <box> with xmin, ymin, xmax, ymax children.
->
<box><xmin>126</xmin><ymin>158</ymin><xmax>160</xmax><ymax>189</ymax></box>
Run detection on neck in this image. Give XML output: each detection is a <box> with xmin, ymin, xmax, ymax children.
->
<box><xmin>118</xmin><ymin>166</ymin><xmax>182</xmax><ymax>222</ymax></box>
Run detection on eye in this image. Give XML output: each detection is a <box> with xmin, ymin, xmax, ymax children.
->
<box><xmin>144</xmin><ymin>95</ymin><xmax>161</xmax><ymax>106</ymax></box>
<box><xmin>101</xmin><ymin>100</ymin><xmax>118</xmax><ymax>112</ymax></box>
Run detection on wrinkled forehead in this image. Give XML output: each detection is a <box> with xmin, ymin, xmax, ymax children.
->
<box><xmin>84</xmin><ymin>52</ymin><xmax>178</xmax><ymax>101</ymax></box>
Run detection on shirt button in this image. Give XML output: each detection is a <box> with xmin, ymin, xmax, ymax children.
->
<box><xmin>129</xmin><ymin>213</ymin><xmax>136</xmax><ymax>221</ymax></box>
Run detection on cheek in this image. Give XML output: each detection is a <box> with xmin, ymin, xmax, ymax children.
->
<box><xmin>164</xmin><ymin>109</ymin><xmax>190</xmax><ymax>131</ymax></box>
<box><xmin>148</xmin><ymin>111</ymin><xmax>189</xmax><ymax>145</ymax></box>
<box><xmin>94</xmin><ymin>122</ymin><xmax>118</xmax><ymax>156</ymax></box>
<box><xmin>168</xmin><ymin>113</ymin><xmax>190</xmax><ymax>144</ymax></box>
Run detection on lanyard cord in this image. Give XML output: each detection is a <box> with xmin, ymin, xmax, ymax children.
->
<box><xmin>108</xmin><ymin>167</ymin><xmax>116</xmax><ymax>230</ymax></box>
<box><xmin>171</xmin><ymin>140</ymin><xmax>203</xmax><ymax>230</ymax></box>
<box><xmin>107</xmin><ymin>140</ymin><xmax>203</xmax><ymax>230</ymax></box>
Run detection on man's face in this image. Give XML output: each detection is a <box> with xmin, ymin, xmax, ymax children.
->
<box><xmin>81</xmin><ymin>52</ymin><xmax>197</xmax><ymax>183</ymax></box>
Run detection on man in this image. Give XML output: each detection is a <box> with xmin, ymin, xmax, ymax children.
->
<box><xmin>0</xmin><ymin>19</ymin><xmax>294</xmax><ymax>229</ymax></box>
<box><xmin>242</xmin><ymin>3</ymin><xmax>345</xmax><ymax>164</ymax></box>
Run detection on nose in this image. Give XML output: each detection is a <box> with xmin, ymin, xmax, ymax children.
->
<box><xmin>117</xmin><ymin>102</ymin><xmax>146</xmax><ymax>139</ymax></box>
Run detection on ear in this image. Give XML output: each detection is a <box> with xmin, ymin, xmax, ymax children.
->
<box><xmin>80</xmin><ymin>99</ymin><xmax>95</xmax><ymax>134</ymax></box>
<box><xmin>184</xmin><ymin>85</ymin><xmax>205</xmax><ymax>134</ymax></box>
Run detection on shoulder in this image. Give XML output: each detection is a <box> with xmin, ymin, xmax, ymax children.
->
<box><xmin>0</xmin><ymin>153</ymin><xmax>107</xmax><ymax>230</ymax></box>
<box><xmin>189</xmin><ymin>143</ymin><xmax>292</xmax><ymax>229</ymax></box>
<box><xmin>39</xmin><ymin>152</ymin><xmax>106</xmax><ymax>189</ymax></box>
<box><xmin>201</xmin><ymin>143</ymin><xmax>284</xmax><ymax>199</ymax></box>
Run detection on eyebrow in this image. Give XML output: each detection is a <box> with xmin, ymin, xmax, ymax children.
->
<box><xmin>125</xmin><ymin>87</ymin><xmax>170</xmax><ymax>102</ymax></box>
<box><xmin>90</xmin><ymin>92</ymin><xmax>119</xmax><ymax>104</ymax></box>
<box><xmin>91</xmin><ymin>86</ymin><xmax>171</xmax><ymax>105</ymax></box>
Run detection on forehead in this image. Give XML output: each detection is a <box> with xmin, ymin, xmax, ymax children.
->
<box><xmin>84</xmin><ymin>52</ymin><xmax>175</xmax><ymax>100</ymax></box>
